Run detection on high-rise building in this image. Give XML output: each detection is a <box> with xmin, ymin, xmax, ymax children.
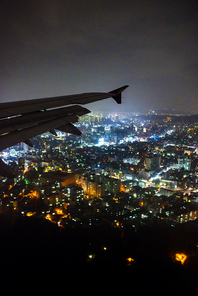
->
<box><xmin>145</xmin><ymin>157</ymin><xmax>152</xmax><ymax>170</ymax></box>
<box><xmin>145</xmin><ymin>156</ymin><xmax>161</xmax><ymax>171</ymax></box>
<box><xmin>178</xmin><ymin>157</ymin><xmax>191</xmax><ymax>171</ymax></box>
<box><xmin>81</xmin><ymin>177</ymin><xmax>105</xmax><ymax>198</ymax></box>
<box><xmin>152</xmin><ymin>156</ymin><xmax>161</xmax><ymax>170</ymax></box>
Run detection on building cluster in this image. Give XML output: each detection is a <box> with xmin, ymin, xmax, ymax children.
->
<box><xmin>0</xmin><ymin>112</ymin><xmax>198</xmax><ymax>228</ymax></box>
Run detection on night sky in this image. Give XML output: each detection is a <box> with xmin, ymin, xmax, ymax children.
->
<box><xmin>1</xmin><ymin>0</ymin><xmax>198</xmax><ymax>113</ymax></box>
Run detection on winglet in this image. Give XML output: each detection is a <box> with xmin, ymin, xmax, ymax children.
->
<box><xmin>109</xmin><ymin>85</ymin><xmax>129</xmax><ymax>104</ymax></box>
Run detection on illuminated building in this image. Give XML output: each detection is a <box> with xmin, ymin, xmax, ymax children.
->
<box><xmin>103</xmin><ymin>176</ymin><xmax>121</xmax><ymax>195</ymax></box>
<box><xmin>44</xmin><ymin>194</ymin><xmax>62</xmax><ymax>207</ymax></box>
<box><xmin>176</xmin><ymin>209</ymin><xmax>198</xmax><ymax>223</ymax></box>
<box><xmin>61</xmin><ymin>173</ymin><xmax>77</xmax><ymax>187</ymax></box>
<box><xmin>41</xmin><ymin>160</ymin><xmax>52</xmax><ymax>167</ymax></box>
<box><xmin>64</xmin><ymin>185</ymin><xmax>84</xmax><ymax>204</ymax></box>
<box><xmin>178</xmin><ymin>157</ymin><xmax>191</xmax><ymax>171</ymax></box>
<box><xmin>145</xmin><ymin>156</ymin><xmax>161</xmax><ymax>171</ymax></box>
<box><xmin>81</xmin><ymin>177</ymin><xmax>105</xmax><ymax>198</ymax></box>
<box><xmin>159</xmin><ymin>179</ymin><xmax>178</xmax><ymax>190</ymax></box>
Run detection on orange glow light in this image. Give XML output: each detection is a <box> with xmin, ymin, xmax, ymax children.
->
<box><xmin>55</xmin><ymin>208</ymin><xmax>63</xmax><ymax>215</ymax></box>
<box><xmin>45</xmin><ymin>214</ymin><xmax>53</xmax><ymax>222</ymax></box>
<box><xmin>126</xmin><ymin>257</ymin><xmax>134</xmax><ymax>262</ymax></box>
<box><xmin>126</xmin><ymin>257</ymin><xmax>135</xmax><ymax>266</ymax></box>
<box><xmin>175</xmin><ymin>253</ymin><xmax>187</xmax><ymax>265</ymax></box>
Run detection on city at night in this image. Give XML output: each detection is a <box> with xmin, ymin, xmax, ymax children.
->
<box><xmin>1</xmin><ymin>0</ymin><xmax>198</xmax><ymax>294</ymax></box>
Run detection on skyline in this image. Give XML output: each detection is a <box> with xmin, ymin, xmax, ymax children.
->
<box><xmin>1</xmin><ymin>0</ymin><xmax>198</xmax><ymax>113</ymax></box>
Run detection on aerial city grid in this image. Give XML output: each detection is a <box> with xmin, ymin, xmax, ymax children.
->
<box><xmin>1</xmin><ymin>110</ymin><xmax>198</xmax><ymax>290</ymax></box>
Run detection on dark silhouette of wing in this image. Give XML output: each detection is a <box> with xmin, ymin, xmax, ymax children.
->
<box><xmin>0</xmin><ymin>85</ymin><xmax>128</xmax><ymax>177</ymax></box>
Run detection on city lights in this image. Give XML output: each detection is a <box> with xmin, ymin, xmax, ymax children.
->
<box><xmin>87</xmin><ymin>254</ymin><xmax>96</xmax><ymax>261</ymax></box>
<box><xmin>0</xmin><ymin>112</ymin><xmax>198</xmax><ymax>278</ymax></box>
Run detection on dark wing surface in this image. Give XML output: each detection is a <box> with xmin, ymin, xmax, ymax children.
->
<box><xmin>0</xmin><ymin>85</ymin><xmax>128</xmax><ymax>177</ymax></box>
<box><xmin>0</xmin><ymin>85</ymin><xmax>128</xmax><ymax>118</ymax></box>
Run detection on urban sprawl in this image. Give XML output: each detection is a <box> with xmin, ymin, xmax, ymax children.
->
<box><xmin>1</xmin><ymin>112</ymin><xmax>198</xmax><ymax>229</ymax></box>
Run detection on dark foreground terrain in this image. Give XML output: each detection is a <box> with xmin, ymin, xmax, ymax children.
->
<box><xmin>0</xmin><ymin>214</ymin><xmax>198</xmax><ymax>295</ymax></box>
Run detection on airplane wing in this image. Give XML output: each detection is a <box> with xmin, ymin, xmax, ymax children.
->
<box><xmin>0</xmin><ymin>85</ymin><xmax>128</xmax><ymax>177</ymax></box>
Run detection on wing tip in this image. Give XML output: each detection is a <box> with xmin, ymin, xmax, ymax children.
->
<box><xmin>109</xmin><ymin>85</ymin><xmax>129</xmax><ymax>104</ymax></box>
